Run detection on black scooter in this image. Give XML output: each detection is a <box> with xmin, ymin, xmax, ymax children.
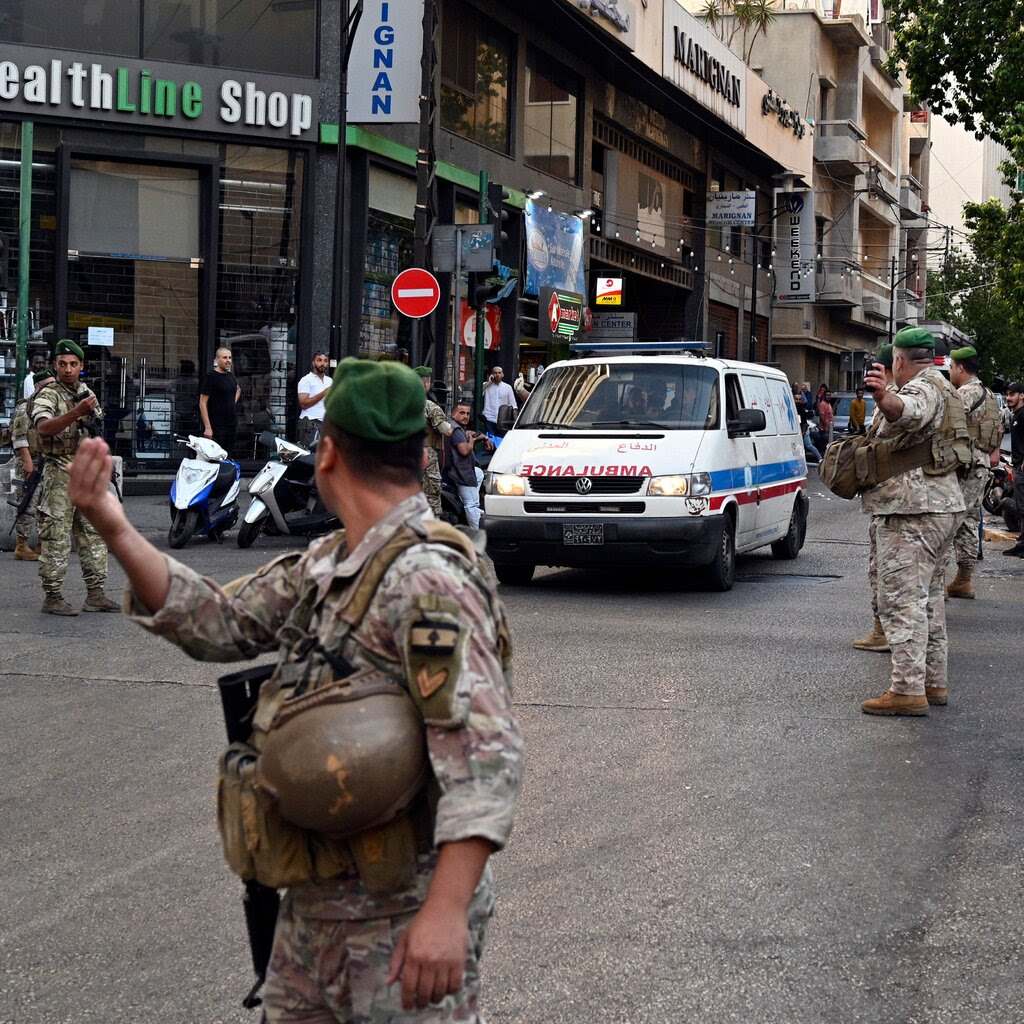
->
<box><xmin>237</xmin><ymin>431</ymin><xmax>340</xmax><ymax>548</ymax></box>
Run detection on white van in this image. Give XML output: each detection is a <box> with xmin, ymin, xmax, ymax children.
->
<box><xmin>482</xmin><ymin>352</ymin><xmax>810</xmax><ymax>590</ymax></box>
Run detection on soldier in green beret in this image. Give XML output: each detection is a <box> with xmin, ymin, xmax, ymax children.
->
<box><xmin>413</xmin><ymin>366</ymin><xmax>454</xmax><ymax>517</ymax></box>
<box><xmin>31</xmin><ymin>340</ymin><xmax>120</xmax><ymax>614</ymax></box>
<box><xmin>859</xmin><ymin>326</ymin><xmax>969</xmax><ymax>716</ymax></box>
<box><xmin>66</xmin><ymin>357</ymin><xmax>523</xmax><ymax>1022</ymax></box>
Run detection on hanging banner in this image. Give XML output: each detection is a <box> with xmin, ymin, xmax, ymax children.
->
<box><xmin>775</xmin><ymin>189</ymin><xmax>816</xmax><ymax>304</ymax></box>
<box><xmin>347</xmin><ymin>0</ymin><xmax>424</xmax><ymax>123</ymax></box>
<box><xmin>707</xmin><ymin>190</ymin><xmax>756</xmax><ymax>226</ymax></box>
<box><xmin>524</xmin><ymin>199</ymin><xmax>586</xmax><ymax>297</ymax></box>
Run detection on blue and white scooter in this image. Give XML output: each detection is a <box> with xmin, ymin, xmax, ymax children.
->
<box><xmin>168</xmin><ymin>435</ymin><xmax>241</xmax><ymax>548</ymax></box>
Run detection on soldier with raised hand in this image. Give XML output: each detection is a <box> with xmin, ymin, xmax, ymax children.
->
<box><xmin>414</xmin><ymin>365</ymin><xmax>454</xmax><ymax>518</ymax></box>
<box><xmin>32</xmin><ymin>340</ymin><xmax>120</xmax><ymax>616</ymax></box>
<box><xmin>853</xmin><ymin>343</ymin><xmax>896</xmax><ymax>653</ymax></box>
<box><xmin>67</xmin><ymin>357</ymin><xmax>523</xmax><ymax>1023</ymax></box>
<box><xmin>946</xmin><ymin>345</ymin><xmax>996</xmax><ymax>598</ymax></box>
<box><xmin>9</xmin><ymin>369</ymin><xmax>54</xmax><ymax>561</ymax></box>
<box><xmin>860</xmin><ymin>327</ymin><xmax>967</xmax><ymax>716</ymax></box>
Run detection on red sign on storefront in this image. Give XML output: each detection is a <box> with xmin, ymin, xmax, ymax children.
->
<box><xmin>459</xmin><ymin>300</ymin><xmax>501</xmax><ymax>349</ymax></box>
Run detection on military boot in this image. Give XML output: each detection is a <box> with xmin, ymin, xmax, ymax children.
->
<box><xmin>925</xmin><ymin>686</ymin><xmax>949</xmax><ymax>706</ymax></box>
<box><xmin>861</xmin><ymin>690</ymin><xmax>929</xmax><ymax>716</ymax></box>
<box><xmin>42</xmin><ymin>593</ymin><xmax>79</xmax><ymax>616</ymax></box>
<box><xmin>82</xmin><ymin>588</ymin><xmax>121</xmax><ymax>613</ymax></box>
<box><xmin>945</xmin><ymin>568</ymin><xmax>975</xmax><ymax>600</ymax></box>
<box><xmin>13</xmin><ymin>538</ymin><xmax>39</xmax><ymax>561</ymax></box>
<box><xmin>33</xmin><ymin>538</ymin><xmax>42</xmax><ymax>556</ymax></box>
<box><xmin>852</xmin><ymin>617</ymin><xmax>890</xmax><ymax>652</ymax></box>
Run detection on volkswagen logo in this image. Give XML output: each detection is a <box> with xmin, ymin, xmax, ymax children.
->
<box><xmin>575</xmin><ymin>477</ymin><xmax>593</xmax><ymax>494</ymax></box>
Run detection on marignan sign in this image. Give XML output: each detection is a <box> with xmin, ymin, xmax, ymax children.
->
<box><xmin>347</xmin><ymin>0</ymin><xmax>424</xmax><ymax>123</ymax></box>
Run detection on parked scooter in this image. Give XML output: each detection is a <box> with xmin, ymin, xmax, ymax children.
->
<box><xmin>238</xmin><ymin>430</ymin><xmax>340</xmax><ymax>548</ymax></box>
<box><xmin>168</xmin><ymin>435</ymin><xmax>241</xmax><ymax>549</ymax></box>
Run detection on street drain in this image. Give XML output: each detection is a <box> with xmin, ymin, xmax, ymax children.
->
<box><xmin>737</xmin><ymin>573</ymin><xmax>842</xmax><ymax>585</ymax></box>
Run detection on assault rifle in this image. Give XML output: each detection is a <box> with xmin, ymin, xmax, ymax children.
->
<box><xmin>6</xmin><ymin>456</ymin><xmax>44</xmax><ymax>533</ymax></box>
<box><xmin>217</xmin><ymin>664</ymin><xmax>279</xmax><ymax>1014</ymax></box>
<box><xmin>78</xmin><ymin>414</ymin><xmax>123</xmax><ymax>504</ymax></box>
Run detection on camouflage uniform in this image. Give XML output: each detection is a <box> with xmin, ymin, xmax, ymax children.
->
<box><xmin>10</xmin><ymin>399</ymin><xmax>40</xmax><ymax>543</ymax></box>
<box><xmin>951</xmin><ymin>377</ymin><xmax>991</xmax><ymax>571</ymax></box>
<box><xmin>31</xmin><ymin>381</ymin><xmax>109</xmax><ymax>595</ymax></box>
<box><xmin>869</xmin><ymin>369</ymin><xmax>964</xmax><ymax>696</ymax></box>
<box><xmin>126</xmin><ymin>493</ymin><xmax>523</xmax><ymax>1024</ymax></box>
<box><xmin>860</xmin><ymin>383</ymin><xmax>900</xmax><ymax>619</ymax></box>
<box><xmin>422</xmin><ymin>400</ymin><xmax>452</xmax><ymax>518</ymax></box>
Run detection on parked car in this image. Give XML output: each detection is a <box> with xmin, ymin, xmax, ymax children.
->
<box><xmin>829</xmin><ymin>391</ymin><xmax>876</xmax><ymax>439</ymax></box>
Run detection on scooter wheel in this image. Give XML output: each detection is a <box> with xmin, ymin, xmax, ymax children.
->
<box><xmin>237</xmin><ymin>515</ymin><xmax>266</xmax><ymax>549</ymax></box>
<box><xmin>168</xmin><ymin>509</ymin><xmax>198</xmax><ymax>549</ymax></box>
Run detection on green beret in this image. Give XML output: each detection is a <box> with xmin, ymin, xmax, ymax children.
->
<box><xmin>325</xmin><ymin>358</ymin><xmax>426</xmax><ymax>442</ymax></box>
<box><xmin>874</xmin><ymin>343</ymin><xmax>894</xmax><ymax>369</ymax></box>
<box><xmin>949</xmin><ymin>345</ymin><xmax>977</xmax><ymax>362</ymax></box>
<box><xmin>32</xmin><ymin>370</ymin><xmax>54</xmax><ymax>385</ymax></box>
<box><xmin>892</xmin><ymin>327</ymin><xmax>934</xmax><ymax>350</ymax></box>
<box><xmin>54</xmin><ymin>338</ymin><xmax>84</xmax><ymax>360</ymax></box>
<box><xmin>412</xmin><ymin>365</ymin><xmax>432</xmax><ymax>379</ymax></box>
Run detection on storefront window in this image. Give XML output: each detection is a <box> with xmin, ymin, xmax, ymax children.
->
<box><xmin>441</xmin><ymin>0</ymin><xmax>513</xmax><ymax>153</ymax></box>
<box><xmin>525</xmin><ymin>49</ymin><xmax>580</xmax><ymax>183</ymax></box>
<box><xmin>0</xmin><ymin>0</ymin><xmax>140</xmax><ymax>57</ymax></box>
<box><xmin>217</xmin><ymin>144</ymin><xmax>304</xmax><ymax>446</ymax></box>
<box><xmin>360</xmin><ymin>210</ymin><xmax>414</xmax><ymax>361</ymax></box>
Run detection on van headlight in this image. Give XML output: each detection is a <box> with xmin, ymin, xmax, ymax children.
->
<box><xmin>484</xmin><ymin>472</ymin><xmax>526</xmax><ymax>496</ymax></box>
<box><xmin>647</xmin><ymin>472</ymin><xmax>712</xmax><ymax>497</ymax></box>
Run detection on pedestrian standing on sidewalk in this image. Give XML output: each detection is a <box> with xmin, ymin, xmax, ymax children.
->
<box><xmin>1003</xmin><ymin>382</ymin><xmax>1024</xmax><ymax>557</ymax></box>
<box><xmin>9</xmin><ymin>369</ymin><xmax>54</xmax><ymax>560</ymax></box>
<box><xmin>296</xmin><ymin>351</ymin><xmax>333</xmax><ymax>449</ymax></box>
<box><xmin>853</xmin><ymin>344</ymin><xmax>895</xmax><ymax>653</ymax></box>
<box><xmin>22</xmin><ymin>351</ymin><xmax>47</xmax><ymax>399</ymax></box>
<box><xmin>31</xmin><ymin>340</ymin><xmax>120</xmax><ymax>616</ymax></box>
<box><xmin>860</xmin><ymin>328</ymin><xmax>967</xmax><ymax>717</ymax></box>
<box><xmin>199</xmin><ymin>348</ymin><xmax>240</xmax><ymax>454</ymax></box>
<box><xmin>946</xmin><ymin>346</ymin><xmax>1002</xmax><ymax>596</ymax></box>
<box><xmin>482</xmin><ymin>367</ymin><xmax>515</xmax><ymax>434</ymax></box>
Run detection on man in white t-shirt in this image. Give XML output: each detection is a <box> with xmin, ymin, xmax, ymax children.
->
<box><xmin>22</xmin><ymin>351</ymin><xmax>48</xmax><ymax>399</ymax></box>
<box><xmin>296</xmin><ymin>351</ymin><xmax>333</xmax><ymax>448</ymax></box>
<box><xmin>481</xmin><ymin>365</ymin><xmax>516</xmax><ymax>434</ymax></box>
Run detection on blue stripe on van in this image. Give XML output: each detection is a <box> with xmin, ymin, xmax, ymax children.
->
<box><xmin>709</xmin><ymin>458</ymin><xmax>805</xmax><ymax>491</ymax></box>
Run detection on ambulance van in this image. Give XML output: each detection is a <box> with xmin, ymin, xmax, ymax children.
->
<box><xmin>481</xmin><ymin>352</ymin><xmax>809</xmax><ymax>590</ymax></box>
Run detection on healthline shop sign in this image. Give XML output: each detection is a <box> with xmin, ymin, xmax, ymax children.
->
<box><xmin>0</xmin><ymin>44</ymin><xmax>317</xmax><ymax>140</ymax></box>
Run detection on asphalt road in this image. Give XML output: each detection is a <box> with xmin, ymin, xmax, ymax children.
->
<box><xmin>2</xmin><ymin>480</ymin><xmax>1022</xmax><ymax>1024</ymax></box>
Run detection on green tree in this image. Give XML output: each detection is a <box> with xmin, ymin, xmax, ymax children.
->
<box><xmin>699</xmin><ymin>0</ymin><xmax>777</xmax><ymax>63</ymax></box>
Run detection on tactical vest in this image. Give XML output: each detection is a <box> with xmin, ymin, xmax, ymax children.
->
<box><xmin>820</xmin><ymin>370</ymin><xmax>972</xmax><ymax>499</ymax></box>
<box><xmin>965</xmin><ymin>386</ymin><xmax>1003</xmax><ymax>454</ymax></box>
<box><xmin>35</xmin><ymin>382</ymin><xmax>95</xmax><ymax>458</ymax></box>
<box><xmin>216</xmin><ymin>519</ymin><xmax>512</xmax><ymax>894</ymax></box>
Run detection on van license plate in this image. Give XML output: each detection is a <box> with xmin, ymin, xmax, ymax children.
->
<box><xmin>563</xmin><ymin>524</ymin><xmax>604</xmax><ymax>545</ymax></box>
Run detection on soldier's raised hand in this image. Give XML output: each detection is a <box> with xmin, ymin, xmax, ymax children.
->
<box><xmin>74</xmin><ymin>394</ymin><xmax>98</xmax><ymax>418</ymax></box>
<box><xmin>69</xmin><ymin>437</ymin><xmax>124</xmax><ymax>536</ymax></box>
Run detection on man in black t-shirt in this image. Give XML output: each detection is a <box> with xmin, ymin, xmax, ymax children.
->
<box><xmin>442</xmin><ymin>401</ymin><xmax>488</xmax><ymax>528</ymax></box>
<box><xmin>199</xmin><ymin>347</ymin><xmax>240</xmax><ymax>454</ymax></box>
<box><xmin>1003</xmin><ymin>381</ymin><xmax>1024</xmax><ymax>556</ymax></box>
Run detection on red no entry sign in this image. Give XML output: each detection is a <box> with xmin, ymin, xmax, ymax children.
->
<box><xmin>391</xmin><ymin>268</ymin><xmax>441</xmax><ymax>319</ymax></box>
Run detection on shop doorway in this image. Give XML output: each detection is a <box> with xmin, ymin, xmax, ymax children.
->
<box><xmin>57</xmin><ymin>154</ymin><xmax>216</xmax><ymax>471</ymax></box>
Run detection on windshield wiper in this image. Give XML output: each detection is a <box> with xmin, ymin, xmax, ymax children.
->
<box><xmin>590</xmin><ymin>420</ymin><xmax>667</xmax><ymax>428</ymax></box>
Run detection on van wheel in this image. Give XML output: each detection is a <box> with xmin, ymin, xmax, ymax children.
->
<box><xmin>705</xmin><ymin>517</ymin><xmax>736</xmax><ymax>592</ymax></box>
<box><xmin>494</xmin><ymin>563</ymin><xmax>535</xmax><ymax>586</ymax></box>
<box><xmin>772</xmin><ymin>500</ymin><xmax>807</xmax><ymax>560</ymax></box>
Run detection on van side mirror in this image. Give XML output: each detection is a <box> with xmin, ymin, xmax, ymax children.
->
<box><xmin>496</xmin><ymin>404</ymin><xmax>517</xmax><ymax>434</ymax></box>
<box><xmin>727</xmin><ymin>408</ymin><xmax>766</xmax><ymax>436</ymax></box>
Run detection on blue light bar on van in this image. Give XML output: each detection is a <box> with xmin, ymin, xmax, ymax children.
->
<box><xmin>569</xmin><ymin>340</ymin><xmax>709</xmax><ymax>354</ymax></box>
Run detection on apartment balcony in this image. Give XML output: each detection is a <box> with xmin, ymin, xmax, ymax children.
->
<box><xmin>896</xmin><ymin>290</ymin><xmax>925</xmax><ymax>325</ymax></box>
<box><xmin>899</xmin><ymin>175</ymin><xmax>923</xmax><ymax>219</ymax></box>
<box><xmin>815</xmin><ymin>119</ymin><xmax>867</xmax><ymax>177</ymax></box>
<box><xmin>816</xmin><ymin>261</ymin><xmax>863</xmax><ymax>307</ymax></box>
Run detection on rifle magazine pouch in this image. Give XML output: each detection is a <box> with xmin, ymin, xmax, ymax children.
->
<box><xmin>348</xmin><ymin>817</ymin><xmax>420</xmax><ymax>896</ymax></box>
<box><xmin>217</xmin><ymin>742</ymin><xmax>313</xmax><ymax>888</ymax></box>
<box><xmin>855</xmin><ymin>442</ymin><xmax>881</xmax><ymax>487</ymax></box>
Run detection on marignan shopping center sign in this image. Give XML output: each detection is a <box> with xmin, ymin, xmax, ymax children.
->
<box><xmin>0</xmin><ymin>43</ymin><xmax>318</xmax><ymax>140</ymax></box>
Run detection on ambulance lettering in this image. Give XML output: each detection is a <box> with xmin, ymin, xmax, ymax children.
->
<box><xmin>521</xmin><ymin>464</ymin><xmax>652</xmax><ymax>476</ymax></box>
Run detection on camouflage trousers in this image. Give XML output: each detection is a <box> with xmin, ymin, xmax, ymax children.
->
<box><xmin>951</xmin><ymin>466</ymin><xmax>988</xmax><ymax>571</ymax></box>
<box><xmin>12</xmin><ymin>465</ymin><xmax>39</xmax><ymax>542</ymax></box>
<box><xmin>868</xmin><ymin>516</ymin><xmax>880</xmax><ymax>618</ymax></box>
<box><xmin>263</xmin><ymin>898</ymin><xmax>491</xmax><ymax>1023</ymax></box>
<box><xmin>421</xmin><ymin>448</ymin><xmax>442</xmax><ymax>518</ymax></box>
<box><xmin>36</xmin><ymin>463</ymin><xmax>108</xmax><ymax>594</ymax></box>
<box><xmin>876</xmin><ymin>513</ymin><xmax>957</xmax><ymax>696</ymax></box>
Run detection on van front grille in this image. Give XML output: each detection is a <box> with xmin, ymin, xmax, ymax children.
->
<box><xmin>528</xmin><ymin>475</ymin><xmax>645</xmax><ymax>495</ymax></box>
<box><xmin>523</xmin><ymin>502</ymin><xmax>646</xmax><ymax>514</ymax></box>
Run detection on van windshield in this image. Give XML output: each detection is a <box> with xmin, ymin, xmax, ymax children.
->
<box><xmin>517</xmin><ymin>363</ymin><xmax>720</xmax><ymax>430</ymax></box>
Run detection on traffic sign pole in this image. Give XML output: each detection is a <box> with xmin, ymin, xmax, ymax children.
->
<box><xmin>475</xmin><ymin>170</ymin><xmax>489</xmax><ymax>430</ymax></box>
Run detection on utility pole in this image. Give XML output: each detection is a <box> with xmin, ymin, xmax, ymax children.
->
<box><xmin>412</xmin><ymin>0</ymin><xmax>438</xmax><ymax>369</ymax></box>
<box><xmin>329</xmin><ymin>1</ymin><xmax>364</xmax><ymax>362</ymax></box>
<box><xmin>748</xmin><ymin>197</ymin><xmax>758</xmax><ymax>363</ymax></box>
<box><xmin>887</xmin><ymin>253</ymin><xmax>897</xmax><ymax>344</ymax></box>
<box><xmin>474</xmin><ymin>171</ymin><xmax>489</xmax><ymax>426</ymax></box>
